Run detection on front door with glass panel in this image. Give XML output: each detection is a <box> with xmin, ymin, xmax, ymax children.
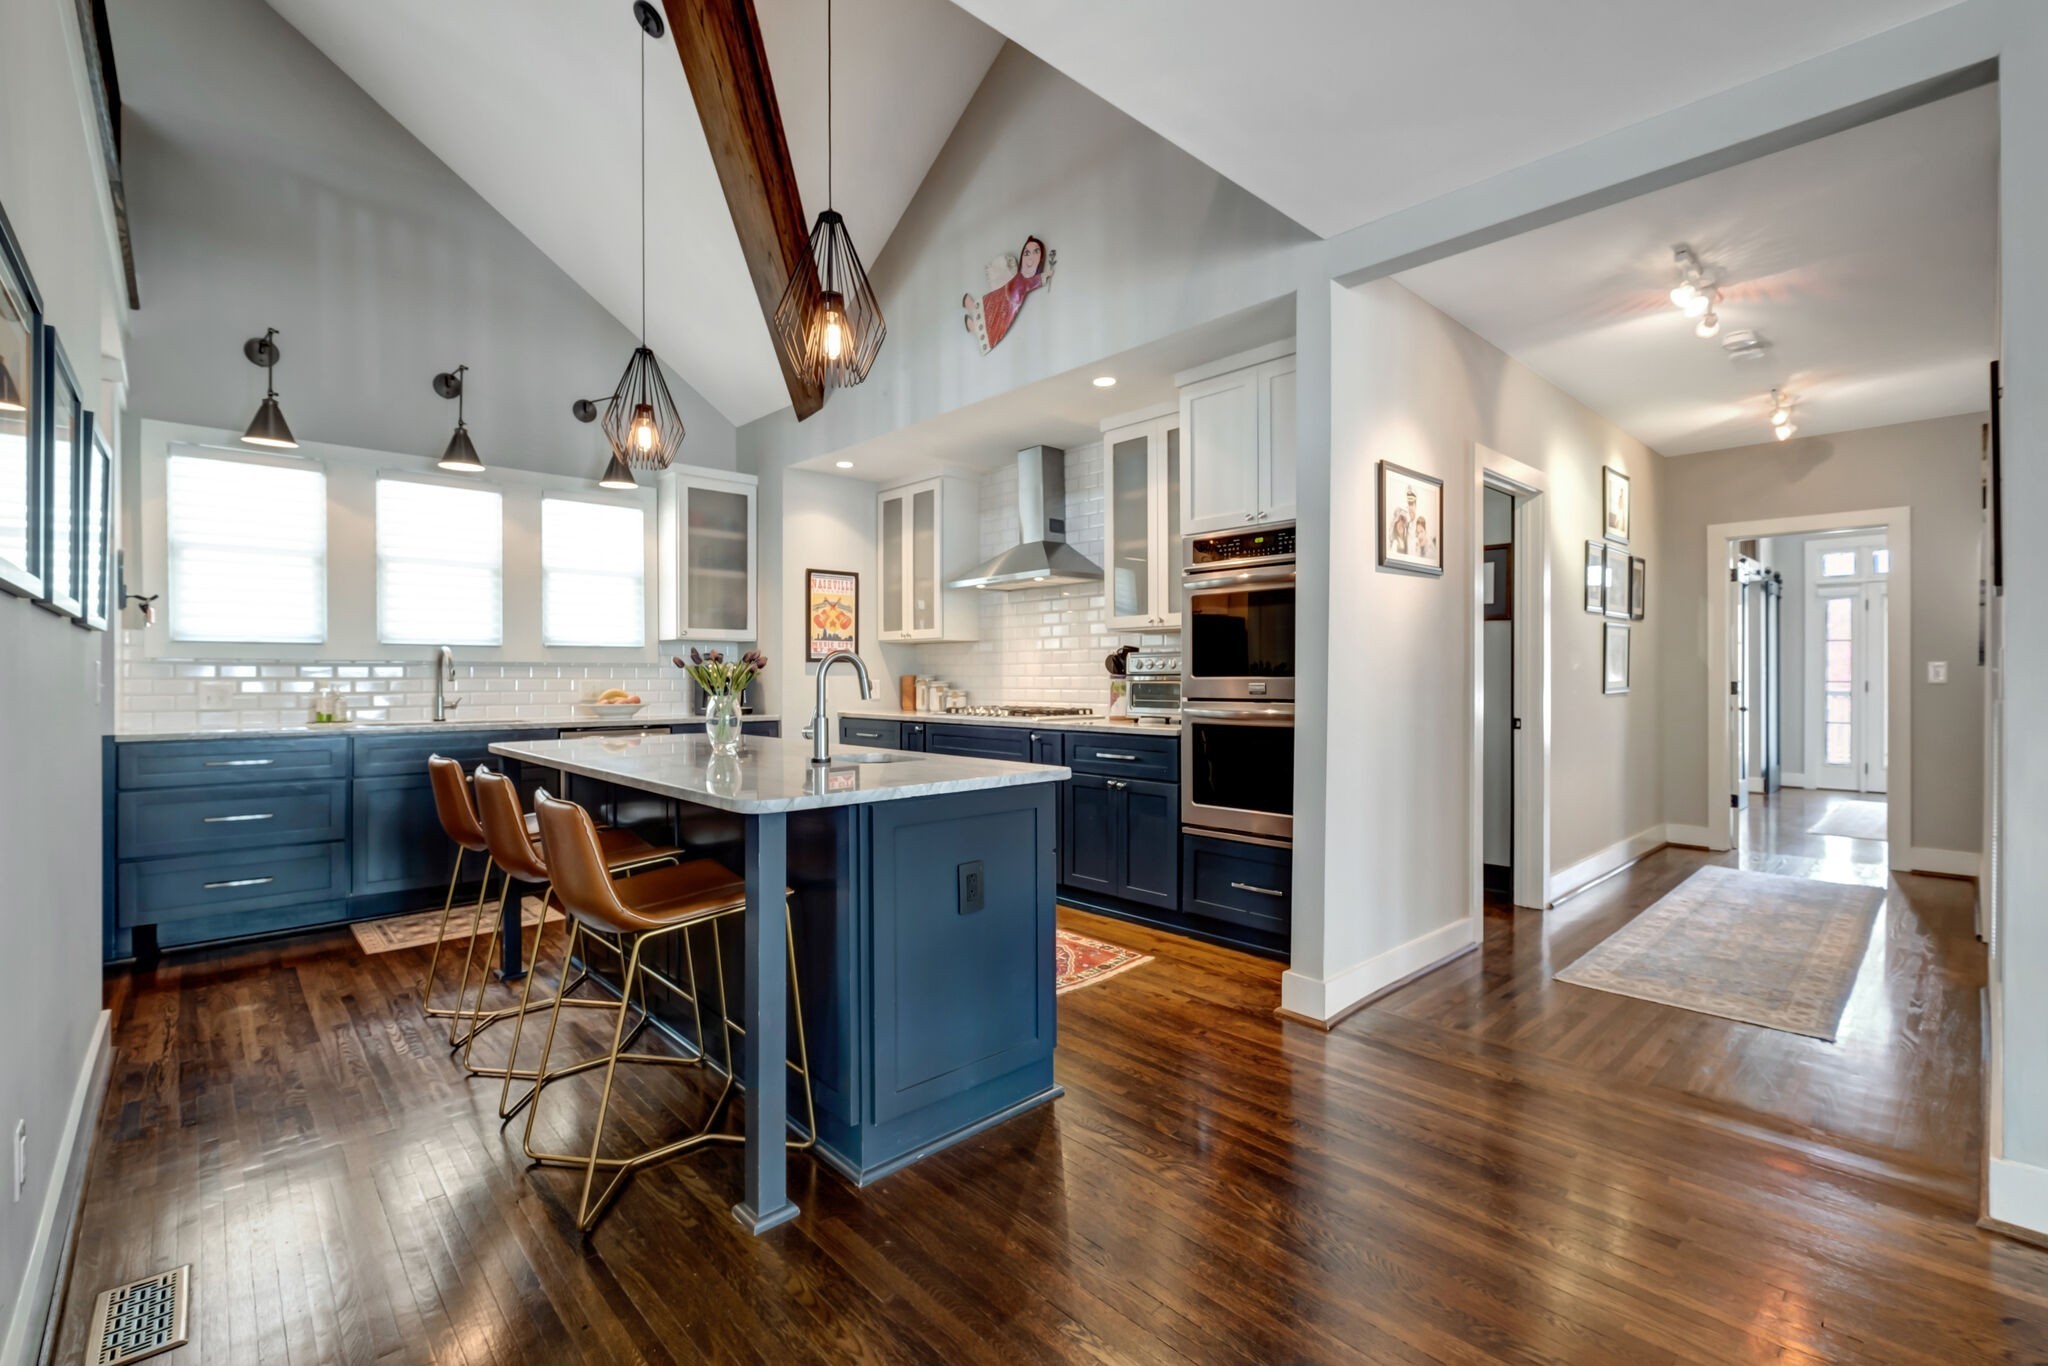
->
<box><xmin>1808</xmin><ymin>536</ymin><xmax>1889</xmax><ymax>794</ymax></box>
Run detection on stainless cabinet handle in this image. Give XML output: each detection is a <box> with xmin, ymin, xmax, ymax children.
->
<box><xmin>203</xmin><ymin>876</ymin><xmax>275</xmax><ymax>890</ymax></box>
<box><xmin>851</xmin><ymin>729</ymin><xmax>881</xmax><ymax>739</ymax></box>
<box><xmin>1095</xmin><ymin>752</ymin><xmax>1140</xmax><ymax>762</ymax></box>
<box><xmin>203</xmin><ymin>813</ymin><xmax>276</xmax><ymax>824</ymax></box>
<box><xmin>203</xmin><ymin>758</ymin><xmax>275</xmax><ymax>767</ymax></box>
<box><xmin>1230</xmin><ymin>880</ymin><xmax>1284</xmax><ymax>898</ymax></box>
<box><xmin>1106</xmin><ymin>779</ymin><xmax>1127</xmax><ymax>790</ymax></box>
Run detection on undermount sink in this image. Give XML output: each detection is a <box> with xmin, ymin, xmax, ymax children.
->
<box><xmin>833</xmin><ymin>751</ymin><xmax>923</xmax><ymax>765</ymax></box>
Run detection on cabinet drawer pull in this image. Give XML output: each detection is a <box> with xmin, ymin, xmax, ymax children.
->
<box><xmin>202</xmin><ymin>876</ymin><xmax>276</xmax><ymax>890</ymax></box>
<box><xmin>203</xmin><ymin>758</ymin><xmax>275</xmax><ymax>768</ymax></box>
<box><xmin>202</xmin><ymin>813</ymin><xmax>276</xmax><ymax>824</ymax></box>
<box><xmin>1229</xmin><ymin>880</ymin><xmax>1284</xmax><ymax>898</ymax></box>
<box><xmin>1095</xmin><ymin>752</ymin><xmax>1140</xmax><ymax>762</ymax></box>
<box><xmin>850</xmin><ymin>729</ymin><xmax>881</xmax><ymax>739</ymax></box>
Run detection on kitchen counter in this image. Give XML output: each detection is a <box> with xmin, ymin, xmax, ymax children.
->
<box><xmin>487</xmin><ymin>731</ymin><xmax>1067</xmax><ymax>814</ymax></box>
<box><xmin>840</xmin><ymin>703</ymin><xmax>1179</xmax><ymax>736</ymax></box>
<box><xmin>491</xmin><ymin>729</ymin><xmax>1063</xmax><ymax>1231</ymax></box>
<box><xmin>114</xmin><ymin>712</ymin><xmax>780</xmax><ymax>743</ymax></box>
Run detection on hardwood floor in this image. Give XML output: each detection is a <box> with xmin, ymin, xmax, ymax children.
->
<box><xmin>52</xmin><ymin>795</ymin><xmax>2048</xmax><ymax>1363</ymax></box>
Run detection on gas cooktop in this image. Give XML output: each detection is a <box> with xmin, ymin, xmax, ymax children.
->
<box><xmin>944</xmin><ymin>704</ymin><xmax>1100</xmax><ymax>719</ymax></box>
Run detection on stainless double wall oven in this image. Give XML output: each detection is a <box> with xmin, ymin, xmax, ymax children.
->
<box><xmin>1180</xmin><ymin>523</ymin><xmax>1295</xmax><ymax>842</ymax></box>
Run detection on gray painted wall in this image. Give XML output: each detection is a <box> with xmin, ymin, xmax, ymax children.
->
<box><xmin>0</xmin><ymin>0</ymin><xmax>124</xmax><ymax>1353</ymax></box>
<box><xmin>107</xmin><ymin>0</ymin><xmax>735</xmax><ymax>480</ymax></box>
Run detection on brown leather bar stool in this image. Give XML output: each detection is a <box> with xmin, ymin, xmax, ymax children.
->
<box><xmin>521</xmin><ymin>789</ymin><xmax>816</xmax><ymax>1233</ymax></box>
<box><xmin>464</xmin><ymin>766</ymin><xmax>681</xmax><ymax>1107</ymax></box>
<box><xmin>421</xmin><ymin>755</ymin><xmax>530</xmax><ymax>1045</ymax></box>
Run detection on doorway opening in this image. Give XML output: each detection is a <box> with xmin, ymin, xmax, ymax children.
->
<box><xmin>1720</xmin><ymin>520</ymin><xmax>1899</xmax><ymax>881</ymax></box>
<box><xmin>1469</xmin><ymin>445</ymin><xmax>1549</xmax><ymax>922</ymax></box>
<box><xmin>1481</xmin><ymin>484</ymin><xmax>1516</xmax><ymax>901</ymax></box>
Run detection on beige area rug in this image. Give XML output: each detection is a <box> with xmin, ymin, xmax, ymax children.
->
<box><xmin>1807</xmin><ymin>800</ymin><xmax>1889</xmax><ymax>842</ymax></box>
<box><xmin>1555</xmin><ymin>865</ymin><xmax>1883</xmax><ymax>1040</ymax></box>
<box><xmin>351</xmin><ymin>895</ymin><xmax>559</xmax><ymax>955</ymax></box>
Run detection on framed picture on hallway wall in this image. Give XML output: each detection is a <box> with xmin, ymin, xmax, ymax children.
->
<box><xmin>1604</xmin><ymin>548</ymin><xmax>1632</xmax><ymax>621</ymax></box>
<box><xmin>1629</xmin><ymin>555</ymin><xmax>1646</xmax><ymax>621</ymax></box>
<box><xmin>1603</xmin><ymin>622</ymin><xmax>1631</xmax><ymax>695</ymax></box>
<box><xmin>1584</xmin><ymin>541</ymin><xmax>1606</xmax><ymax>614</ymax></box>
<box><xmin>1377</xmin><ymin>461</ymin><xmax>1443</xmax><ymax>576</ymax></box>
<box><xmin>1603</xmin><ymin>466</ymin><xmax>1630</xmax><ymax>545</ymax></box>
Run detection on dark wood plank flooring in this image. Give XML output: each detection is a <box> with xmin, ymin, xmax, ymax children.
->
<box><xmin>51</xmin><ymin>791</ymin><xmax>2048</xmax><ymax>1363</ymax></box>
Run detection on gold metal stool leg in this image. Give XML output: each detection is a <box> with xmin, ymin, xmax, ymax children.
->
<box><xmin>417</xmin><ymin>847</ymin><xmax>472</xmax><ymax>1020</ymax></box>
<box><xmin>446</xmin><ymin>861</ymin><xmax>506</xmax><ymax>1047</ymax></box>
<box><xmin>709</xmin><ymin>896</ymin><xmax>817</xmax><ymax>1150</ymax></box>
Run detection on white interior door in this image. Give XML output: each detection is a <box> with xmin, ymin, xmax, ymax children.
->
<box><xmin>1864</xmin><ymin>581</ymin><xmax>1889</xmax><ymax>794</ymax></box>
<box><xmin>1727</xmin><ymin>560</ymin><xmax>1747</xmax><ymax>840</ymax></box>
<box><xmin>1807</xmin><ymin>535</ymin><xmax>1890</xmax><ymax>795</ymax></box>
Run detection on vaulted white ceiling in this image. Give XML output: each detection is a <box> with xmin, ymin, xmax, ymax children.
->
<box><xmin>261</xmin><ymin>0</ymin><xmax>1003</xmax><ymax>426</ymax></box>
<box><xmin>1393</xmin><ymin>87</ymin><xmax>1998</xmax><ymax>456</ymax></box>
<box><xmin>942</xmin><ymin>0</ymin><xmax>1965</xmax><ymax>238</ymax></box>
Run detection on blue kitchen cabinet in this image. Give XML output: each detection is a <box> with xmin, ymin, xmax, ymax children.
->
<box><xmin>1181</xmin><ymin>833</ymin><xmax>1291</xmax><ymax>938</ymax></box>
<box><xmin>838</xmin><ymin>716</ymin><xmax>902</xmax><ymax>749</ymax></box>
<box><xmin>349</xmin><ymin>729</ymin><xmax>538</xmax><ymax>897</ymax></box>
<box><xmin>1060</xmin><ymin>772</ymin><xmax>1177</xmax><ymax>912</ymax></box>
<box><xmin>1061</xmin><ymin>775</ymin><xmax>1120</xmax><ymax>900</ymax></box>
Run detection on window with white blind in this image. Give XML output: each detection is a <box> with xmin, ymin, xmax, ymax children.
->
<box><xmin>166</xmin><ymin>450</ymin><xmax>327</xmax><ymax>643</ymax></box>
<box><xmin>541</xmin><ymin>497</ymin><xmax>645</xmax><ymax>647</ymax></box>
<box><xmin>376</xmin><ymin>477</ymin><xmax>503</xmax><ymax>645</ymax></box>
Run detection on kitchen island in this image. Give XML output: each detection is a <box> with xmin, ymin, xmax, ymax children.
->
<box><xmin>486</xmin><ymin>730</ymin><xmax>1069</xmax><ymax>1234</ymax></box>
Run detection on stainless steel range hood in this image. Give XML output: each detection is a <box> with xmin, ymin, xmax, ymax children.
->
<box><xmin>948</xmin><ymin>445</ymin><xmax>1104</xmax><ymax>590</ymax></box>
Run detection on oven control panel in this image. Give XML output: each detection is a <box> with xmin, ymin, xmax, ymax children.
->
<box><xmin>1128</xmin><ymin>649</ymin><xmax>1181</xmax><ymax>676</ymax></box>
<box><xmin>1186</xmin><ymin>522</ymin><xmax>1295</xmax><ymax>568</ymax></box>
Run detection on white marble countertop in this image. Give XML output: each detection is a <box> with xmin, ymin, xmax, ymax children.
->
<box><xmin>840</xmin><ymin>703</ymin><xmax>1180</xmax><ymax>737</ymax></box>
<box><xmin>489</xmin><ymin>732</ymin><xmax>1068</xmax><ymax>814</ymax></box>
<box><xmin>114</xmin><ymin>712</ymin><xmax>781</xmax><ymax>743</ymax></box>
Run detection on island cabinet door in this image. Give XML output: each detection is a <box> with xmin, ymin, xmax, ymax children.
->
<box><xmin>866</xmin><ymin>787</ymin><xmax>1057</xmax><ymax>1128</ymax></box>
<box><xmin>1117</xmin><ymin>778</ymin><xmax>1179</xmax><ymax>911</ymax></box>
<box><xmin>1061</xmin><ymin>775</ymin><xmax>1120</xmax><ymax>898</ymax></box>
<box><xmin>351</xmin><ymin>774</ymin><xmax>456</xmax><ymax>897</ymax></box>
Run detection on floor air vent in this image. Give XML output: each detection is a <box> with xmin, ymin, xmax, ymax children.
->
<box><xmin>87</xmin><ymin>1264</ymin><xmax>190</xmax><ymax>1365</ymax></box>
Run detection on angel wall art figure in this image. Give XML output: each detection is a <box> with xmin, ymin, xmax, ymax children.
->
<box><xmin>962</xmin><ymin>234</ymin><xmax>1055</xmax><ymax>354</ymax></box>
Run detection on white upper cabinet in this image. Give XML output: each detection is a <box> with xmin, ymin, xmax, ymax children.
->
<box><xmin>656</xmin><ymin>466</ymin><xmax>757</xmax><ymax>640</ymax></box>
<box><xmin>876</xmin><ymin>474</ymin><xmax>981</xmax><ymax>643</ymax></box>
<box><xmin>1178</xmin><ymin>345</ymin><xmax>1297</xmax><ymax>533</ymax></box>
<box><xmin>1103</xmin><ymin>410</ymin><xmax>1182</xmax><ymax>630</ymax></box>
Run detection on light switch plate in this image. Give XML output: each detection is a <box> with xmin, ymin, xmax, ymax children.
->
<box><xmin>198</xmin><ymin>681</ymin><xmax>235</xmax><ymax>709</ymax></box>
<box><xmin>957</xmin><ymin>861</ymin><xmax>985</xmax><ymax>915</ymax></box>
<box><xmin>1928</xmin><ymin>661</ymin><xmax>1949</xmax><ymax>684</ymax></box>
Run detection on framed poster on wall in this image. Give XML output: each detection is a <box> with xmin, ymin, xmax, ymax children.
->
<box><xmin>805</xmin><ymin>568</ymin><xmax>859</xmax><ymax>660</ymax></box>
<box><xmin>38</xmin><ymin>324</ymin><xmax>85</xmax><ymax>619</ymax></box>
<box><xmin>0</xmin><ymin>202</ymin><xmax>44</xmax><ymax>600</ymax></box>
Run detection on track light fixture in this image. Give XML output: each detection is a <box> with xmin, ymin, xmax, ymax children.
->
<box><xmin>1694</xmin><ymin>299</ymin><xmax>1721</xmax><ymax>338</ymax></box>
<box><xmin>1668</xmin><ymin>245</ymin><xmax>1723</xmax><ymax>335</ymax></box>
<box><xmin>240</xmin><ymin>328</ymin><xmax>298</xmax><ymax>449</ymax></box>
<box><xmin>1770</xmin><ymin>388</ymin><xmax>1796</xmax><ymax>441</ymax></box>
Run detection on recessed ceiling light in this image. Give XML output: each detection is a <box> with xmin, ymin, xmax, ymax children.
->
<box><xmin>835</xmin><ymin>459</ymin><xmax>853</xmax><ymax>469</ymax></box>
<box><xmin>1092</xmin><ymin>376</ymin><xmax>1117</xmax><ymax>388</ymax></box>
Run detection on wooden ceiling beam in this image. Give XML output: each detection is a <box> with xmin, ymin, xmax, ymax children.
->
<box><xmin>664</xmin><ymin>0</ymin><xmax>824</xmax><ymax>421</ymax></box>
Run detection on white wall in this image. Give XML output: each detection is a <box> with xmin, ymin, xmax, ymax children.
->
<box><xmin>1658</xmin><ymin>414</ymin><xmax>1985</xmax><ymax>852</ymax></box>
<box><xmin>0</xmin><ymin>0</ymin><xmax>124</xmax><ymax>1357</ymax></box>
<box><xmin>1289</xmin><ymin>278</ymin><xmax>1664</xmax><ymax>1020</ymax></box>
<box><xmin>107</xmin><ymin>0</ymin><xmax>734</xmax><ymax>480</ymax></box>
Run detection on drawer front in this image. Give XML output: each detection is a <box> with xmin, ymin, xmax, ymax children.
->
<box><xmin>118</xmin><ymin>842</ymin><xmax>349</xmax><ymax>927</ymax></box>
<box><xmin>117</xmin><ymin>780</ymin><xmax>348</xmax><ymax>859</ymax></box>
<box><xmin>352</xmin><ymin>728</ymin><xmax>538</xmax><ymax>778</ymax></box>
<box><xmin>116</xmin><ymin>737</ymin><xmax>349</xmax><ymax>790</ymax></box>
<box><xmin>839</xmin><ymin>717</ymin><xmax>902</xmax><ymax>749</ymax></box>
<box><xmin>924</xmin><ymin>724</ymin><xmax>1033</xmax><ymax>763</ymax></box>
<box><xmin>1066</xmin><ymin>732</ymin><xmax>1178</xmax><ymax>781</ymax></box>
<box><xmin>743</xmin><ymin>720</ymin><xmax>780</xmax><ymax>738</ymax></box>
<box><xmin>1182</xmin><ymin>833</ymin><xmax>1291</xmax><ymax>935</ymax></box>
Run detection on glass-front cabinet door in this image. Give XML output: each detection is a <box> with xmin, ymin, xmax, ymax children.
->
<box><xmin>1101</xmin><ymin>414</ymin><xmax>1181</xmax><ymax>631</ymax></box>
<box><xmin>879</xmin><ymin>491</ymin><xmax>905</xmax><ymax>637</ymax></box>
<box><xmin>657</xmin><ymin>467</ymin><xmax>757</xmax><ymax>641</ymax></box>
<box><xmin>911</xmin><ymin>484</ymin><xmax>937</xmax><ymax>634</ymax></box>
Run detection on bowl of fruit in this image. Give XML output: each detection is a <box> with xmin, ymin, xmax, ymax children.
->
<box><xmin>584</xmin><ymin>688</ymin><xmax>645</xmax><ymax>718</ymax></box>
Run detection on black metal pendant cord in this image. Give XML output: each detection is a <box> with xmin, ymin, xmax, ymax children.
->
<box><xmin>639</xmin><ymin>22</ymin><xmax>647</xmax><ymax>345</ymax></box>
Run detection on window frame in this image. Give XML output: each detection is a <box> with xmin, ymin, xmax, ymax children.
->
<box><xmin>539</xmin><ymin>492</ymin><xmax>649</xmax><ymax>649</ymax></box>
<box><xmin>0</xmin><ymin>205</ymin><xmax>44</xmax><ymax>601</ymax></box>
<box><xmin>374</xmin><ymin>472</ymin><xmax>506</xmax><ymax>647</ymax></box>
<box><xmin>165</xmin><ymin>443</ymin><xmax>331</xmax><ymax>646</ymax></box>
<box><xmin>77</xmin><ymin>412</ymin><xmax>113</xmax><ymax>631</ymax></box>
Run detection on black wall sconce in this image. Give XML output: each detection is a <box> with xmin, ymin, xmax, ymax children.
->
<box><xmin>435</xmin><ymin>365</ymin><xmax>484</xmax><ymax>473</ymax></box>
<box><xmin>241</xmin><ymin>327</ymin><xmax>298</xmax><ymax>448</ymax></box>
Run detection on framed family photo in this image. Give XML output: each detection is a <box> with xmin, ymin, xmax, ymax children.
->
<box><xmin>1603</xmin><ymin>622</ymin><xmax>1631</xmax><ymax>695</ymax></box>
<box><xmin>805</xmin><ymin>568</ymin><xmax>859</xmax><ymax>661</ymax></box>
<box><xmin>1377</xmin><ymin>461</ymin><xmax>1443</xmax><ymax>576</ymax></box>
<box><xmin>1603</xmin><ymin>466</ymin><xmax>1630</xmax><ymax>544</ymax></box>
<box><xmin>1604</xmin><ymin>547</ymin><xmax>1632</xmax><ymax>621</ymax></box>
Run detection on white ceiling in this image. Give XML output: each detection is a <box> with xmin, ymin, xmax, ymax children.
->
<box><xmin>1392</xmin><ymin>86</ymin><xmax>1998</xmax><ymax>456</ymax></box>
<box><xmin>261</xmin><ymin>0</ymin><xmax>1003</xmax><ymax>426</ymax></box>
<box><xmin>800</xmin><ymin>297</ymin><xmax>1295</xmax><ymax>484</ymax></box>
<box><xmin>942</xmin><ymin>0</ymin><xmax>1965</xmax><ymax>239</ymax></box>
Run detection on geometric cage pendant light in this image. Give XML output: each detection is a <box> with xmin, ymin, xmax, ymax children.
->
<box><xmin>773</xmin><ymin>0</ymin><xmax>885</xmax><ymax>391</ymax></box>
<box><xmin>601</xmin><ymin>1</ymin><xmax>686</xmax><ymax>471</ymax></box>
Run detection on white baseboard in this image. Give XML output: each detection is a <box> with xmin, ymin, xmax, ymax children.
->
<box><xmin>1281</xmin><ymin>917</ymin><xmax>1477</xmax><ymax>1023</ymax></box>
<box><xmin>1989</xmin><ymin>1157</ymin><xmax>2048</xmax><ymax>1242</ymax></box>
<box><xmin>1907</xmin><ymin>846</ymin><xmax>1980</xmax><ymax>878</ymax></box>
<box><xmin>1745</xmin><ymin>775</ymin><xmax>1764</xmax><ymax>794</ymax></box>
<box><xmin>1781</xmin><ymin>771</ymin><xmax>1811</xmax><ymax>789</ymax></box>
<box><xmin>1548</xmin><ymin>825</ymin><xmax>1669</xmax><ymax>904</ymax></box>
<box><xmin>3</xmin><ymin>1009</ymin><xmax>111</xmax><ymax>1366</ymax></box>
<box><xmin>1664</xmin><ymin>823</ymin><xmax>1719</xmax><ymax>849</ymax></box>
